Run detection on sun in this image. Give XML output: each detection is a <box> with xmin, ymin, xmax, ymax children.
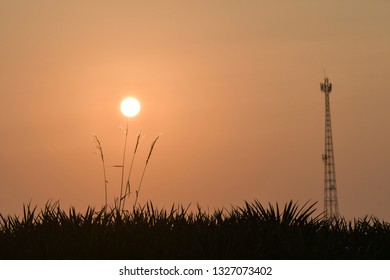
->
<box><xmin>120</xmin><ymin>97</ymin><xmax>141</xmax><ymax>117</ymax></box>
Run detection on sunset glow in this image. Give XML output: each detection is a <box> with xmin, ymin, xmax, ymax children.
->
<box><xmin>0</xmin><ymin>1</ymin><xmax>389</xmax><ymax>223</ymax></box>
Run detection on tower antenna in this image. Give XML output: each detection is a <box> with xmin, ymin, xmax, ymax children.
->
<box><xmin>320</xmin><ymin>76</ymin><xmax>340</xmax><ymax>219</ymax></box>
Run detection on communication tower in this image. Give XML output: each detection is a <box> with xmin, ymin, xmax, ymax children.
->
<box><xmin>320</xmin><ymin>76</ymin><xmax>340</xmax><ymax>219</ymax></box>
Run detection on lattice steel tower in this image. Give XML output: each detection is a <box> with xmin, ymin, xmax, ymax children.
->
<box><xmin>320</xmin><ymin>76</ymin><xmax>339</xmax><ymax>219</ymax></box>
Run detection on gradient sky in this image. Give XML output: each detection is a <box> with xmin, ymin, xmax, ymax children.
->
<box><xmin>1</xmin><ymin>1</ymin><xmax>389</xmax><ymax>220</ymax></box>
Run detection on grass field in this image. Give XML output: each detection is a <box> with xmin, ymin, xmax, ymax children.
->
<box><xmin>1</xmin><ymin>200</ymin><xmax>389</xmax><ymax>259</ymax></box>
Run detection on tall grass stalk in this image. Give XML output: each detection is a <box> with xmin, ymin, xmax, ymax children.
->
<box><xmin>121</xmin><ymin>131</ymin><xmax>142</xmax><ymax>210</ymax></box>
<box><xmin>118</xmin><ymin>121</ymin><xmax>129</xmax><ymax>210</ymax></box>
<box><xmin>134</xmin><ymin>136</ymin><xmax>160</xmax><ymax>207</ymax></box>
<box><xmin>93</xmin><ymin>125</ymin><xmax>159</xmax><ymax>210</ymax></box>
<box><xmin>92</xmin><ymin>135</ymin><xmax>108</xmax><ymax>207</ymax></box>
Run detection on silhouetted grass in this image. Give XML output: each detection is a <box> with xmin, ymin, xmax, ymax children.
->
<box><xmin>0</xmin><ymin>200</ymin><xmax>389</xmax><ymax>259</ymax></box>
<box><xmin>92</xmin><ymin>130</ymin><xmax>159</xmax><ymax>211</ymax></box>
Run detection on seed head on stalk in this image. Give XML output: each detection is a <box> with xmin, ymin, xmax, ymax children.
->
<box><xmin>134</xmin><ymin>136</ymin><xmax>160</xmax><ymax>207</ymax></box>
<box><xmin>92</xmin><ymin>135</ymin><xmax>108</xmax><ymax>208</ymax></box>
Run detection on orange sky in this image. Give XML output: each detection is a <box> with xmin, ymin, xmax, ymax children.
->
<box><xmin>1</xmin><ymin>1</ymin><xmax>389</xmax><ymax>220</ymax></box>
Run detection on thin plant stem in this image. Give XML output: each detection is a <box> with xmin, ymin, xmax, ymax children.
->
<box><xmin>119</xmin><ymin>121</ymin><xmax>129</xmax><ymax>211</ymax></box>
<box><xmin>122</xmin><ymin>131</ymin><xmax>142</xmax><ymax>210</ymax></box>
<box><xmin>134</xmin><ymin>136</ymin><xmax>159</xmax><ymax>207</ymax></box>
<box><xmin>92</xmin><ymin>135</ymin><xmax>108</xmax><ymax>208</ymax></box>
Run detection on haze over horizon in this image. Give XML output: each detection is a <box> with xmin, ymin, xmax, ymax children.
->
<box><xmin>1</xmin><ymin>1</ymin><xmax>389</xmax><ymax>221</ymax></box>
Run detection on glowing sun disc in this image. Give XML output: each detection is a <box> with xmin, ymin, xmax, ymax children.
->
<box><xmin>120</xmin><ymin>97</ymin><xmax>141</xmax><ymax>117</ymax></box>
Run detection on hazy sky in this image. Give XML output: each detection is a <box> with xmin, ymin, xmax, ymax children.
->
<box><xmin>1</xmin><ymin>1</ymin><xmax>389</xmax><ymax>220</ymax></box>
